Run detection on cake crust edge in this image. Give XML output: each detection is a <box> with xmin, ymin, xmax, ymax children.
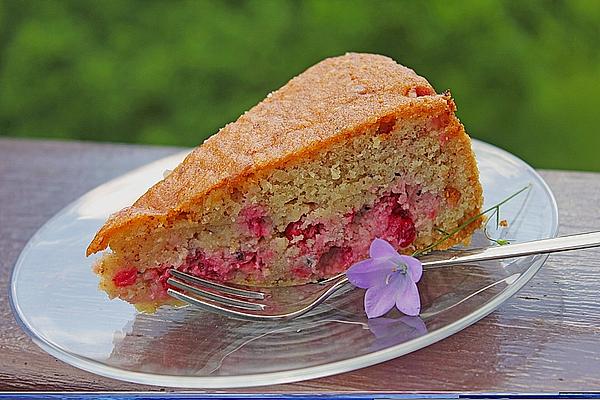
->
<box><xmin>87</xmin><ymin>53</ymin><xmax>481</xmax><ymax>256</ymax></box>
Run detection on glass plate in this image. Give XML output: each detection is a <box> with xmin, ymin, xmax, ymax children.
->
<box><xmin>10</xmin><ymin>140</ymin><xmax>558</xmax><ymax>388</ymax></box>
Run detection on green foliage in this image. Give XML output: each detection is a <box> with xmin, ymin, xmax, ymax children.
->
<box><xmin>1</xmin><ymin>0</ymin><xmax>599</xmax><ymax>171</ymax></box>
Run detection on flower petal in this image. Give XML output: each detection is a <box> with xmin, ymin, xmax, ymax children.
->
<box><xmin>346</xmin><ymin>257</ymin><xmax>397</xmax><ymax>289</ymax></box>
<box><xmin>364</xmin><ymin>274</ymin><xmax>402</xmax><ymax>318</ymax></box>
<box><xmin>400</xmin><ymin>255</ymin><xmax>423</xmax><ymax>282</ymax></box>
<box><xmin>369</xmin><ymin>238</ymin><xmax>403</xmax><ymax>263</ymax></box>
<box><xmin>395</xmin><ymin>279</ymin><xmax>421</xmax><ymax>316</ymax></box>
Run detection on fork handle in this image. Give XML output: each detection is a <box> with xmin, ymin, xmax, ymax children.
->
<box><xmin>422</xmin><ymin>231</ymin><xmax>600</xmax><ymax>269</ymax></box>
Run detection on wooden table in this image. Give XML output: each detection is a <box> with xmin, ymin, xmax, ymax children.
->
<box><xmin>1</xmin><ymin>137</ymin><xmax>600</xmax><ymax>393</ymax></box>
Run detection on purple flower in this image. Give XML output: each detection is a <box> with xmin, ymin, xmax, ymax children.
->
<box><xmin>346</xmin><ymin>238</ymin><xmax>423</xmax><ymax>318</ymax></box>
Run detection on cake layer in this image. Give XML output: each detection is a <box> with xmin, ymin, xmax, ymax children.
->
<box><xmin>89</xmin><ymin>53</ymin><xmax>483</xmax><ymax>312</ymax></box>
<box><xmin>93</xmin><ymin>109</ymin><xmax>482</xmax><ymax>312</ymax></box>
<box><xmin>87</xmin><ymin>53</ymin><xmax>456</xmax><ymax>256</ymax></box>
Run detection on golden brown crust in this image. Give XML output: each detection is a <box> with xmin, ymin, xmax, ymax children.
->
<box><xmin>87</xmin><ymin>53</ymin><xmax>473</xmax><ymax>255</ymax></box>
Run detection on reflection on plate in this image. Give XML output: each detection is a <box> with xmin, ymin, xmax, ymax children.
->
<box><xmin>10</xmin><ymin>140</ymin><xmax>558</xmax><ymax>388</ymax></box>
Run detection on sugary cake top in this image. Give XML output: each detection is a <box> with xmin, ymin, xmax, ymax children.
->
<box><xmin>88</xmin><ymin>53</ymin><xmax>451</xmax><ymax>254</ymax></box>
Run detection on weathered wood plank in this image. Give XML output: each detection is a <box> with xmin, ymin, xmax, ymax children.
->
<box><xmin>1</xmin><ymin>138</ymin><xmax>599</xmax><ymax>392</ymax></box>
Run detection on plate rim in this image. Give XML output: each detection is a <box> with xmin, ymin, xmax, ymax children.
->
<box><xmin>9</xmin><ymin>139</ymin><xmax>559</xmax><ymax>388</ymax></box>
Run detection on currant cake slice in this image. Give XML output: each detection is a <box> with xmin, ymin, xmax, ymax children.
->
<box><xmin>87</xmin><ymin>53</ymin><xmax>483</xmax><ymax>312</ymax></box>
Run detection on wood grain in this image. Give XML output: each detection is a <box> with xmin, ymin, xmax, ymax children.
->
<box><xmin>1</xmin><ymin>138</ymin><xmax>600</xmax><ymax>392</ymax></box>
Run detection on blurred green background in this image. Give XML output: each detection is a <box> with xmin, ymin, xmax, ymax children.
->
<box><xmin>1</xmin><ymin>0</ymin><xmax>599</xmax><ymax>171</ymax></box>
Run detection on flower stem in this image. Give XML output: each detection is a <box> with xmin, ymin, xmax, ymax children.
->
<box><xmin>413</xmin><ymin>184</ymin><xmax>531</xmax><ymax>256</ymax></box>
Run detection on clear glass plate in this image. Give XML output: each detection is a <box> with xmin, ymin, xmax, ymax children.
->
<box><xmin>9</xmin><ymin>140</ymin><xmax>558</xmax><ymax>388</ymax></box>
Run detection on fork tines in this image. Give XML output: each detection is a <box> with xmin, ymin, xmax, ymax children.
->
<box><xmin>166</xmin><ymin>269</ymin><xmax>266</xmax><ymax>311</ymax></box>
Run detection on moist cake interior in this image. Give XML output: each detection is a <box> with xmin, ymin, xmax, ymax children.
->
<box><xmin>94</xmin><ymin>110</ymin><xmax>481</xmax><ymax>312</ymax></box>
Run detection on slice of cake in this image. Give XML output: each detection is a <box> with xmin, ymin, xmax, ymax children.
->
<box><xmin>87</xmin><ymin>53</ymin><xmax>483</xmax><ymax>312</ymax></box>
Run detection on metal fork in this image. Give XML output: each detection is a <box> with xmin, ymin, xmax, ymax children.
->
<box><xmin>167</xmin><ymin>231</ymin><xmax>600</xmax><ymax>321</ymax></box>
